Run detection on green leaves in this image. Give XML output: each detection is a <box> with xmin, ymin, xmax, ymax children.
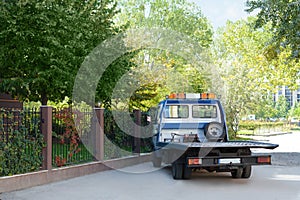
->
<box><xmin>111</xmin><ymin>0</ymin><xmax>213</xmax><ymax>110</ymax></box>
<box><xmin>213</xmin><ymin>18</ymin><xmax>276</xmax><ymax>137</ymax></box>
<box><xmin>0</xmin><ymin>0</ymin><xmax>120</xmax><ymax>105</ymax></box>
<box><xmin>0</xmin><ymin>109</ymin><xmax>44</xmax><ymax>176</ymax></box>
<box><xmin>246</xmin><ymin>0</ymin><xmax>300</xmax><ymax>59</ymax></box>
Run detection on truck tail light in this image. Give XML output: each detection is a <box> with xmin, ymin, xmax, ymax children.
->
<box><xmin>188</xmin><ymin>158</ymin><xmax>202</xmax><ymax>165</ymax></box>
<box><xmin>257</xmin><ymin>156</ymin><xmax>271</xmax><ymax>164</ymax></box>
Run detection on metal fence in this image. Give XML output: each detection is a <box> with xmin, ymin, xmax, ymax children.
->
<box><xmin>104</xmin><ymin>110</ymin><xmax>153</xmax><ymax>159</ymax></box>
<box><xmin>52</xmin><ymin>107</ymin><xmax>95</xmax><ymax>167</ymax></box>
<box><xmin>0</xmin><ymin>108</ymin><xmax>40</xmax><ymax>144</ymax></box>
<box><xmin>0</xmin><ymin>106</ymin><xmax>153</xmax><ymax>174</ymax></box>
<box><xmin>51</xmin><ymin>108</ymin><xmax>154</xmax><ymax>164</ymax></box>
<box><xmin>0</xmin><ymin>108</ymin><xmax>43</xmax><ymax>176</ymax></box>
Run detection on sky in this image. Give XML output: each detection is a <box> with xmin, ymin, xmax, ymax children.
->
<box><xmin>188</xmin><ymin>0</ymin><xmax>256</xmax><ymax>29</ymax></box>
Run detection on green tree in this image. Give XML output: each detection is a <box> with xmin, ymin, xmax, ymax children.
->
<box><xmin>246</xmin><ymin>0</ymin><xmax>300</xmax><ymax>59</ymax></box>
<box><xmin>117</xmin><ymin>0</ymin><xmax>213</xmax><ymax>47</ymax></box>
<box><xmin>0</xmin><ymin>0</ymin><xmax>120</xmax><ymax>105</ymax></box>
<box><xmin>113</xmin><ymin>0</ymin><xmax>213</xmax><ymax>110</ymax></box>
<box><xmin>289</xmin><ymin>102</ymin><xmax>300</xmax><ymax>118</ymax></box>
<box><xmin>275</xmin><ymin>95</ymin><xmax>289</xmax><ymax>118</ymax></box>
<box><xmin>254</xmin><ymin>94</ymin><xmax>277</xmax><ymax>120</ymax></box>
<box><xmin>213</xmin><ymin>18</ymin><xmax>274</xmax><ymax>137</ymax></box>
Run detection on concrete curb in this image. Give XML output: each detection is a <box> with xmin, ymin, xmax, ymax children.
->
<box><xmin>0</xmin><ymin>154</ymin><xmax>151</xmax><ymax>193</ymax></box>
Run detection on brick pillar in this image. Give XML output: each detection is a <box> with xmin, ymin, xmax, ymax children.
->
<box><xmin>133</xmin><ymin>110</ymin><xmax>141</xmax><ymax>154</ymax></box>
<box><xmin>94</xmin><ymin>108</ymin><xmax>104</xmax><ymax>161</ymax></box>
<box><xmin>40</xmin><ymin>106</ymin><xmax>52</xmax><ymax>170</ymax></box>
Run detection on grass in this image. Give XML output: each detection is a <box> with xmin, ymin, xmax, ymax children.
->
<box><xmin>237</xmin><ymin>130</ymin><xmax>255</xmax><ymax>135</ymax></box>
<box><xmin>229</xmin><ymin>134</ymin><xmax>253</xmax><ymax>141</ymax></box>
<box><xmin>52</xmin><ymin>143</ymin><xmax>94</xmax><ymax>166</ymax></box>
<box><xmin>290</xmin><ymin>127</ymin><xmax>300</xmax><ymax>131</ymax></box>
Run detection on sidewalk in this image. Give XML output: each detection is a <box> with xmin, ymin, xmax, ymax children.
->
<box><xmin>237</xmin><ymin>131</ymin><xmax>292</xmax><ymax>140</ymax></box>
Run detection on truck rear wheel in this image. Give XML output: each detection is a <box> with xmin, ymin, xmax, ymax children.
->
<box><xmin>231</xmin><ymin>167</ymin><xmax>243</xmax><ymax>178</ymax></box>
<box><xmin>242</xmin><ymin>166</ymin><xmax>252</xmax><ymax>179</ymax></box>
<box><xmin>172</xmin><ymin>163</ymin><xmax>183</xmax><ymax>180</ymax></box>
<box><xmin>182</xmin><ymin>165</ymin><xmax>192</xmax><ymax>179</ymax></box>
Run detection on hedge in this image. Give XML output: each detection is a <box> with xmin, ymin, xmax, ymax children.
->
<box><xmin>239</xmin><ymin>121</ymin><xmax>285</xmax><ymax>131</ymax></box>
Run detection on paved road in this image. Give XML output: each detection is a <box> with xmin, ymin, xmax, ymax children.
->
<box><xmin>250</xmin><ymin>131</ymin><xmax>300</xmax><ymax>166</ymax></box>
<box><xmin>2</xmin><ymin>132</ymin><xmax>300</xmax><ymax>200</ymax></box>
<box><xmin>249</xmin><ymin>131</ymin><xmax>300</xmax><ymax>153</ymax></box>
<box><xmin>2</xmin><ymin>164</ymin><xmax>300</xmax><ymax>200</ymax></box>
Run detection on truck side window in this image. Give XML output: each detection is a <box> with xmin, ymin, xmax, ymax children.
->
<box><xmin>164</xmin><ymin>105</ymin><xmax>188</xmax><ymax>118</ymax></box>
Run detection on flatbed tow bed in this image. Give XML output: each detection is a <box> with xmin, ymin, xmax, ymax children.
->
<box><xmin>151</xmin><ymin>93</ymin><xmax>279</xmax><ymax>180</ymax></box>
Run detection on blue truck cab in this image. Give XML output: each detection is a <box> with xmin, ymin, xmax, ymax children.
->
<box><xmin>153</xmin><ymin>93</ymin><xmax>228</xmax><ymax>146</ymax></box>
<box><xmin>151</xmin><ymin>93</ymin><xmax>278</xmax><ymax>179</ymax></box>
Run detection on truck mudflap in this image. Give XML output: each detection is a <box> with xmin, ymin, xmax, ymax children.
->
<box><xmin>187</xmin><ymin>155</ymin><xmax>272</xmax><ymax>168</ymax></box>
<box><xmin>162</xmin><ymin>141</ymin><xmax>279</xmax><ymax>151</ymax></box>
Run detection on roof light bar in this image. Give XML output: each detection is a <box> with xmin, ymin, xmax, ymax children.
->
<box><xmin>167</xmin><ymin>93</ymin><xmax>217</xmax><ymax>99</ymax></box>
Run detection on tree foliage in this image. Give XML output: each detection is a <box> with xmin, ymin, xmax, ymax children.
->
<box><xmin>213</xmin><ymin>18</ymin><xmax>275</xmax><ymax>137</ymax></box>
<box><xmin>0</xmin><ymin>0</ymin><xmax>120</xmax><ymax>105</ymax></box>
<box><xmin>114</xmin><ymin>0</ymin><xmax>213</xmax><ymax>110</ymax></box>
<box><xmin>275</xmin><ymin>95</ymin><xmax>289</xmax><ymax>118</ymax></box>
<box><xmin>246</xmin><ymin>0</ymin><xmax>300</xmax><ymax>59</ymax></box>
<box><xmin>289</xmin><ymin>102</ymin><xmax>300</xmax><ymax>118</ymax></box>
<box><xmin>117</xmin><ymin>0</ymin><xmax>213</xmax><ymax>47</ymax></box>
<box><xmin>213</xmin><ymin>15</ymin><xmax>300</xmax><ymax>136</ymax></box>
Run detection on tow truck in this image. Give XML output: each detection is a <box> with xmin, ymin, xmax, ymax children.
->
<box><xmin>151</xmin><ymin>93</ymin><xmax>278</xmax><ymax>179</ymax></box>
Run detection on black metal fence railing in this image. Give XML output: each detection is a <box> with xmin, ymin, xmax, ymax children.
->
<box><xmin>0</xmin><ymin>106</ymin><xmax>154</xmax><ymax>173</ymax></box>
<box><xmin>52</xmin><ymin>107</ymin><xmax>95</xmax><ymax>167</ymax></box>
<box><xmin>103</xmin><ymin>110</ymin><xmax>153</xmax><ymax>159</ymax></box>
<box><xmin>0</xmin><ymin>108</ymin><xmax>43</xmax><ymax>176</ymax></box>
<box><xmin>0</xmin><ymin>108</ymin><xmax>40</xmax><ymax>143</ymax></box>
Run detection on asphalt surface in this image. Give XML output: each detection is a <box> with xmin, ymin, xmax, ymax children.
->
<box><xmin>2</xmin><ymin>164</ymin><xmax>300</xmax><ymax>200</ymax></box>
<box><xmin>2</xmin><ymin>132</ymin><xmax>300</xmax><ymax>200</ymax></box>
<box><xmin>250</xmin><ymin>131</ymin><xmax>300</xmax><ymax>166</ymax></box>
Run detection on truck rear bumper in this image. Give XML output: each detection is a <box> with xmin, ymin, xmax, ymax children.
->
<box><xmin>187</xmin><ymin>155</ymin><xmax>271</xmax><ymax>168</ymax></box>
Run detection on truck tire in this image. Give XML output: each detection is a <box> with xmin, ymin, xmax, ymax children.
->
<box><xmin>242</xmin><ymin>166</ymin><xmax>252</xmax><ymax>179</ymax></box>
<box><xmin>182</xmin><ymin>165</ymin><xmax>192</xmax><ymax>179</ymax></box>
<box><xmin>231</xmin><ymin>167</ymin><xmax>243</xmax><ymax>178</ymax></box>
<box><xmin>151</xmin><ymin>152</ymin><xmax>162</xmax><ymax>168</ymax></box>
<box><xmin>172</xmin><ymin>163</ymin><xmax>183</xmax><ymax>180</ymax></box>
<box><xmin>204</xmin><ymin>122</ymin><xmax>225</xmax><ymax>141</ymax></box>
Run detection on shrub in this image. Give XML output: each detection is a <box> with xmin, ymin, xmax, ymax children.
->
<box><xmin>0</xmin><ymin>109</ymin><xmax>44</xmax><ymax>176</ymax></box>
<box><xmin>239</xmin><ymin>121</ymin><xmax>285</xmax><ymax>131</ymax></box>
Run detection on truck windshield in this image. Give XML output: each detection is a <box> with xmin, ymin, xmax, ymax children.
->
<box><xmin>192</xmin><ymin>105</ymin><xmax>217</xmax><ymax>118</ymax></box>
<box><xmin>164</xmin><ymin>105</ymin><xmax>188</xmax><ymax>118</ymax></box>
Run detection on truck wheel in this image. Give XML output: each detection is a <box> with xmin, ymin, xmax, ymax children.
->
<box><xmin>231</xmin><ymin>167</ymin><xmax>243</xmax><ymax>179</ymax></box>
<box><xmin>151</xmin><ymin>152</ymin><xmax>162</xmax><ymax>168</ymax></box>
<box><xmin>172</xmin><ymin>163</ymin><xmax>183</xmax><ymax>180</ymax></box>
<box><xmin>242</xmin><ymin>166</ymin><xmax>252</xmax><ymax>179</ymax></box>
<box><xmin>182</xmin><ymin>166</ymin><xmax>192</xmax><ymax>179</ymax></box>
